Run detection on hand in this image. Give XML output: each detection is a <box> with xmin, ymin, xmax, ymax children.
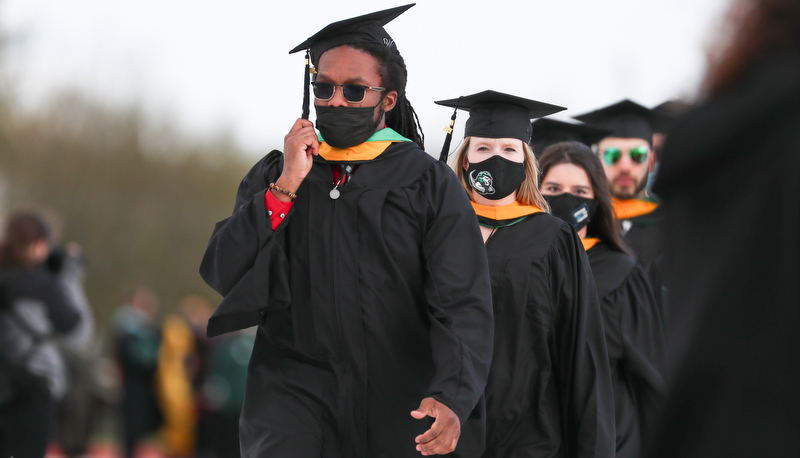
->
<box><xmin>411</xmin><ymin>397</ymin><xmax>461</xmax><ymax>455</ymax></box>
<box><xmin>276</xmin><ymin>118</ymin><xmax>318</xmax><ymax>200</ymax></box>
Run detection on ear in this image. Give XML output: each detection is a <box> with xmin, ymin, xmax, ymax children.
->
<box><xmin>648</xmin><ymin>148</ymin><xmax>658</xmax><ymax>173</ymax></box>
<box><xmin>383</xmin><ymin>90</ymin><xmax>398</xmax><ymax>112</ymax></box>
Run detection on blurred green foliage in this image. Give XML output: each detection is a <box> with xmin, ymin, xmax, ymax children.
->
<box><xmin>0</xmin><ymin>90</ymin><xmax>258</xmax><ymax>329</ymax></box>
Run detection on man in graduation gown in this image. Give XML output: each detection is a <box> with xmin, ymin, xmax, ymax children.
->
<box><xmin>199</xmin><ymin>5</ymin><xmax>494</xmax><ymax>457</ymax></box>
<box><xmin>574</xmin><ymin>100</ymin><xmax>667</xmax><ymax>308</ymax></box>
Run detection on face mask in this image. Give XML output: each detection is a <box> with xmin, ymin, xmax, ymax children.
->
<box><xmin>466</xmin><ymin>155</ymin><xmax>526</xmax><ymax>200</ymax></box>
<box><xmin>315</xmin><ymin>103</ymin><xmax>383</xmax><ymax>149</ymax></box>
<box><xmin>544</xmin><ymin>193</ymin><xmax>597</xmax><ymax>231</ymax></box>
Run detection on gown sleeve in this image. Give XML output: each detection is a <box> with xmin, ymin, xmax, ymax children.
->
<box><xmin>550</xmin><ymin>225</ymin><xmax>616</xmax><ymax>458</ymax></box>
<box><xmin>199</xmin><ymin>150</ymin><xmax>293</xmax><ymax>337</ymax></box>
<box><xmin>407</xmin><ymin>161</ymin><xmax>494</xmax><ymax>423</ymax></box>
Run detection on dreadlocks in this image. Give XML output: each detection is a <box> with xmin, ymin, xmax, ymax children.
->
<box><xmin>350</xmin><ymin>42</ymin><xmax>425</xmax><ymax>149</ymax></box>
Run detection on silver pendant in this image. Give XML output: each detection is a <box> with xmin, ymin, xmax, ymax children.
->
<box><xmin>330</xmin><ymin>188</ymin><xmax>340</xmax><ymax>199</ymax></box>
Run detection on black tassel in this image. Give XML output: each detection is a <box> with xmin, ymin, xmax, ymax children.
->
<box><xmin>302</xmin><ymin>50</ymin><xmax>311</xmax><ymax>120</ymax></box>
<box><xmin>438</xmin><ymin>97</ymin><xmax>463</xmax><ymax>162</ymax></box>
<box><xmin>438</xmin><ymin>109</ymin><xmax>457</xmax><ymax>162</ymax></box>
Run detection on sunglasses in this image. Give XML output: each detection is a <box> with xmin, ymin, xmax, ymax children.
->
<box><xmin>311</xmin><ymin>82</ymin><xmax>385</xmax><ymax>103</ymax></box>
<box><xmin>601</xmin><ymin>146</ymin><xmax>650</xmax><ymax>165</ymax></box>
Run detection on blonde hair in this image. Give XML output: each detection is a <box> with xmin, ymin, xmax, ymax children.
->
<box><xmin>451</xmin><ymin>137</ymin><xmax>550</xmax><ymax>212</ymax></box>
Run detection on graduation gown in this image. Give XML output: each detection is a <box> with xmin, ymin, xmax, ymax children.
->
<box><xmin>585</xmin><ymin>241</ymin><xmax>665</xmax><ymax>458</ymax></box>
<box><xmin>613</xmin><ymin>198</ymin><xmax>668</xmax><ymax>318</ymax></box>
<box><xmin>612</xmin><ymin>198</ymin><xmax>664</xmax><ymax>271</ymax></box>
<box><xmin>477</xmin><ymin>209</ymin><xmax>615</xmax><ymax>458</ymax></box>
<box><xmin>646</xmin><ymin>50</ymin><xmax>800</xmax><ymax>457</ymax></box>
<box><xmin>200</xmin><ymin>135</ymin><xmax>494</xmax><ymax>458</ymax></box>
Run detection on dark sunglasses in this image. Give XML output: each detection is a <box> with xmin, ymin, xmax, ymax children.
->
<box><xmin>601</xmin><ymin>146</ymin><xmax>649</xmax><ymax>165</ymax></box>
<box><xmin>311</xmin><ymin>82</ymin><xmax>385</xmax><ymax>103</ymax></box>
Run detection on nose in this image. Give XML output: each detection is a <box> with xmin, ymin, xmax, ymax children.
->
<box><xmin>615</xmin><ymin>152</ymin><xmax>635</xmax><ymax>170</ymax></box>
<box><xmin>328</xmin><ymin>86</ymin><xmax>348</xmax><ymax>107</ymax></box>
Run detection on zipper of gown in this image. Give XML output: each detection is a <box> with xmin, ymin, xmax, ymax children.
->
<box><xmin>329</xmin><ymin>165</ymin><xmax>349</xmax><ymax>448</ymax></box>
<box><xmin>330</xmin><ymin>172</ymin><xmax>346</xmax><ymax>363</ymax></box>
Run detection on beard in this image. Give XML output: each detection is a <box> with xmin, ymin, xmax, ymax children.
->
<box><xmin>611</xmin><ymin>171</ymin><xmax>649</xmax><ymax>200</ymax></box>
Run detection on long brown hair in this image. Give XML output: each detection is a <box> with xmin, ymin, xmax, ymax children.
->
<box><xmin>703</xmin><ymin>0</ymin><xmax>800</xmax><ymax>97</ymax></box>
<box><xmin>0</xmin><ymin>210</ymin><xmax>51</xmax><ymax>272</ymax></box>
<box><xmin>538</xmin><ymin>142</ymin><xmax>632</xmax><ymax>257</ymax></box>
<box><xmin>451</xmin><ymin>137</ymin><xmax>550</xmax><ymax>212</ymax></box>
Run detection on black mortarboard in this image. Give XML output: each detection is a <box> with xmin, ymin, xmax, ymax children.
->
<box><xmin>651</xmin><ymin>99</ymin><xmax>693</xmax><ymax>134</ymax></box>
<box><xmin>529</xmin><ymin>118</ymin><xmax>612</xmax><ymax>158</ymax></box>
<box><xmin>435</xmin><ymin>90</ymin><xmax>566</xmax><ymax>161</ymax></box>
<box><xmin>289</xmin><ymin>5</ymin><xmax>414</xmax><ymax>120</ymax></box>
<box><xmin>573</xmin><ymin>99</ymin><xmax>657</xmax><ymax>144</ymax></box>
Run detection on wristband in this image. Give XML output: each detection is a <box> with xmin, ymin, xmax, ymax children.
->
<box><xmin>269</xmin><ymin>183</ymin><xmax>297</xmax><ymax>200</ymax></box>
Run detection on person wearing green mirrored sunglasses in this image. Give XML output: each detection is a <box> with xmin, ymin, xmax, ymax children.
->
<box><xmin>597</xmin><ymin>137</ymin><xmax>655</xmax><ymax>200</ymax></box>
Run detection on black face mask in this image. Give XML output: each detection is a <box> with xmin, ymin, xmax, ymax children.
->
<box><xmin>466</xmin><ymin>155</ymin><xmax>526</xmax><ymax>200</ymax></box>
<box><xmin>315</xmin><ymin>103</ymin><xmax>383</xmax><ymax>149</ymax></box>
<box><xmin>545</xmin><ymin>193</ymin><xmax>597</xmax><ymax>231</ymax></box>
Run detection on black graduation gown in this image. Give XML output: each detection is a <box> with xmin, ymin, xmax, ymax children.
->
<box><xmin>618</xmin><ymin>203</ymin><xmax>668</xmax><ymax>320</ymax></box>
<box><xmin>480</xmin><ymin>213</ymin><xmax>615</xmax><ymax>458</ymax></box>
<box><xmin>645</xmin><ymin>51</ymin><xmax>800</xmax><ymax>457</ymax></box>
<box><xmin>619</xmin><ymin>204</ymin><xmax>664</xmax><ymax>271</ymax></box>
<box><xmin>586</xmin><ymin>242</ymin><xmax>665</xmax><ymax>458</ymax></box>
<box><xmin>200</xmin><ymin>141</ymin><xmax>494</xmax><ymax>458</ymax></box>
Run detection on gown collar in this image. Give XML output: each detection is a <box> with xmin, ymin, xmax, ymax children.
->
<box><xmin>471</xmin><ymin>201</ymin><xmax>543</xmax><ymax>228</ymax></box>
<box><xmin>611</xmin><ymin>196</ymin><xmax>659</xmax><ymax>220</ymax></box>
<box><xmin>582</xmin><ymin>237</ymin><xmax>600</xmax><ymax>251</ymax></box>
<box><xmin>318</xmin><ymin>128</ymin><xmax>411</xmax><ymax>162</ymax></box>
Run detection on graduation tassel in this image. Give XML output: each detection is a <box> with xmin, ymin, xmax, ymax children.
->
<box><xmin>302</xmin><ymin>50</ymin><xmax>312</xmax><ymax>120</ymax></box>
<box><xmin>438</xmin><ymin>107</ymin><xmax>458</xmax><ymax>162</ymax></box>
<box><xmin>438</xmin><ymin>97</ymin><xmax>462</xmax><ymax>162</ymax></box>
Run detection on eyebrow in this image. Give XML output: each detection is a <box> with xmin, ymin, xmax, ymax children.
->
<box><xmin>315</xmin><ymin>73</ymin><xmax>372</xmax><ymax>85</ymax></box>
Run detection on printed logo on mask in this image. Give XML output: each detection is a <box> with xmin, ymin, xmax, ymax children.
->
<box><xmin>573</xmin><ymin>205</ymin><xmax>590</xmax><ymax>225</ymax></box>
<box><xmin>469</xmin><ymin>170</ymin><xmax>496</xmax><ymax>195</ymax></box>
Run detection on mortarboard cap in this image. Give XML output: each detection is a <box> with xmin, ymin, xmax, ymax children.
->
<box><xmin>573</xmin><ymin>99</ymin><xmax>658</xmax><ymax>144</ymax></box>
<box><xmin>651</xmin><ymin>99</ymin><xmax>693</xmax><ymax>134</ymax></box>
<box><xmin>289</xmin><ymin>4</ymin><xmax>414</xmax><ymax>65</ymax></box>
<box><xmin>435</xmin><ymin>90</ymin><xmax>566</xmax><ymax>159</ymax></box>
<box><xmin>288</xmin><ymin>4</ymin><xmax>414</xmax><ymax>120</ymax></box>
<box><xmin>530</xmin><ymin>118</ymin><xmax>612</xmax><ymax>159</ymax></box>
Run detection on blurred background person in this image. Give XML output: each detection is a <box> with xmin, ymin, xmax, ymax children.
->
<box><xmin>114</xmin><ymin>286</ymin><xmax>163</xmax><ymax>458</ymax></box>
<box><xmin>539</xmin><ymin>142</ymin><xmax>666</xmax><ymax>458</ymax></box>
<box><xmin>156</xmin><ymin>293</ymin><xmax>212</xmax><ymax>458</ymax></box>
<box><xmin>197</xmin><ymin>328</ymin><xmax>254</xmax><ymax>458</ymax></box>
<box><xmin>0</xmin><ymin>210</ymin><xmax>81</xmax><ymax>458</ymax></box>
<box><xmin>47</xmin><ymin>242</ymin><xmax>99</xmax><ymax>458</ymax></box>
<box><xmin>646</xmin><ymin>0</ymin><xmax>800</xmax><ymax>456</ymax></box>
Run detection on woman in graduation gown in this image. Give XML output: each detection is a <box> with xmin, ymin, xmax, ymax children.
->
<box><xmin>539</xmin><ymin>141</ymin><xmax>666</xmax><ymax>458</ymax></box>
<box><xmin>438</xmin><ymin>91</ymin><xmax>615</xmax><ymax>458</ymax></box>
<box><xmin>200</xmin><ymin>6</ymin><xmax>494</xmax><ymax>458</ymax></box>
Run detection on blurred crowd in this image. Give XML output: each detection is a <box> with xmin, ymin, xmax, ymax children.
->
<box><xmin>0</xmin><ymin>209</ymin><xmax>252</xmax><ymax>458</ymax></box>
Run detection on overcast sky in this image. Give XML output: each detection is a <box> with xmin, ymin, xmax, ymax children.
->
<box><xmin>1</xmin><ymin>0</ymin><xmax>731</xmax><ymax>157</ymax></box>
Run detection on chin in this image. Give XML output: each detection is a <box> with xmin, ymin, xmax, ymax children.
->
<box><xmin>613</xmin><ymin>188</ymin><xmax>637</xmax><ymax>200</ymax></box>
